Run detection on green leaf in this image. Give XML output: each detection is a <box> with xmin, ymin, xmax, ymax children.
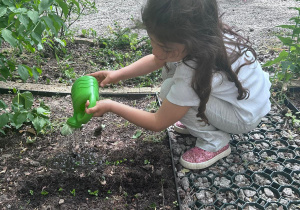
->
<box><xmin>55</xmin><ymin>0</ymin><xmax>69</xmax><ymax>18</ymax></box>
<box><xmin>0</xmin><ymin>66</ymin><xmax>11</xmax><ymax>80</ymax></box>
<box><xmin>12</xmin><ymin>112</ymin><xmax>27</xmax><ymax>129</ymax></box>
<box><xmin>13</xmin><ymin>91</ymin><xmax>34</xmax><ymax>110</ymax></box>
<box><xmin>0</xmin><ymin>113</ymin><xmax>9</xmax><ymax>128</ymax></box>
<box><xmin>42</xmin><ymin>16</ymin><xmax>57</xmax><ymax>35</ymax></box>
<box><xmin>70</xmin><ymin>0</ymin><xmax>80</xmax><ymax>12</ymax></box>
<box><xmin>277</xmin><ymin>24</ymin><xmax>295</xmax><ymax>30</ymax></box>
<box><xmin>32</xmin><ymin>117</ymin><xmax>48</xmax><ymax>133</ymax></box>
<box><xmin>2</xmin><ymin>0</ymin><xmax>13</xmax><ymax>7</ymax></box>
<box><xmin>27</xmin><ymin>10</ymin><xmax>39</xmax><ymax>24</ymax></box>
<box><xmin>54</xmin><ymin>37</ymin><xmax>66</xmax><ymax>46</ymax></box>
<box><xmin>18</xmin><ymin>14</ymin><xmax>30</xmax><ymax>27</ymax></box>
<box><xmin>32</xmin><ymin>66</ymin><xmax>41</xmax><ymax>82</ymax></box>
<box><xmin>20</xmin><ymin>92</ymin><xmax>34</xmax><ymax>109</ymax></box>
<box><xmin>36</xmin><ymin>107</ymin><xmax>50</xmax><ymax>116</ymax></box>
<box><xmin>31</xmin><ymin>31</ymin><xmax>42</xmax><ymax>44</ymax></box>
<box><xmin>38</xmin><ymin>0</ymin><xmax>54</xmax><ymax>14</ymax></box>
<box><xmin>0</xmin><ymin>7</ymin><xmax>7</xmax><ymax>17</ymax></box>
<box><xmin>132</xmin><ymin>130</ymin><xmax>142</xmax><ymax>139</ymax></box>
<box><xmin>263</xmin><ymin>50</ymin><xmax>289</xmax><ymax>67</ymax></box>
<box><xmin>49</xmin><ymin>14</ymin><xmax>65</xmax><ymax>32</ymax></box>
<box><xmin>60</xmin><ymin>123</ymin><xmax>75</xmax><ymax>136</ymax></box>
<box><xmin>277</xmin><ymin>36</ymin><xmax>293</xmax><ymax>46</ymax></box>
<box><xmin>1</xmin><ymin>29</ymin><xmax>17</xmax><ymax>47</ymax></box>
<box><xmin>18</xmin><ymin>65</ymin><xmax>30</xmax><ymax>82</ymax></box>
<box><xmin>0</xmin><ymin>100</ymin><xmax>7</xmax><ymax>109</ymax></box>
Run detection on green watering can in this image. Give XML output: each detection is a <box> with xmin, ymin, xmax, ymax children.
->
<box><xmin>67</xmin><ymin>75</ymin><xmax>99</xmax><ymax>128</ymax></box>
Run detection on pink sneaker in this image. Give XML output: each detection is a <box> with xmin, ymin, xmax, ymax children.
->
<box><xmin>174</xmin><ymin>121</ymin><xmax>190</xmax><ymax>134</ymax></box>
<box><xmin>180</xmin><ymin>144</ymin><xmax>231</xmax><ymax>169</ymax></box>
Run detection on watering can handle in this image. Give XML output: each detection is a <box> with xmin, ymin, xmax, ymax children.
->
<box><xmin>76</xmin><ymin>93</ymin><xmax>97</xmax><ymax>124</ymax></box>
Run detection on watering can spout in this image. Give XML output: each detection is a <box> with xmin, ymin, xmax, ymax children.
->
<box><xmin>67</xmin><ymin>75</ymin><xmax>99</xmax><ymax>128</ymax></box>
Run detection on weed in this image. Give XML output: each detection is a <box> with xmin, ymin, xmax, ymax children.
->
<box><xmin>144</xmin><ymin>159</ymin><xmax>151</xmax><ymax>165</ymax></box>
<box><xmin>173</xmin><ymin>201</ymin><xmax>179</xmax><ymax>207</ymax></box>
<box><xmin>41</xmin><ymin>190</ymin><xmax>49</xmax><ymax>196</ymax></box>
<box><xmin>70</xmin><ymin>189</ymin><xmax>76</xmax><ymax>196</ymax></box>
<box><xmin>132</xmin><ymin>130</ymin><xmax>142</xmax><ymax>139</ymax></box>
<box><xmin>263</xmin><ymin>2</ymin><xmax>300</xmax><ymax>96</ymax></box>
<box><xmin>29</xmin><ymin>190</ymin><xmax>34</xmax><ymax>196</ymax></box>
<box><xmin>285</xmin><ymin>111</ymin><xmax>300</xmax><ymax>130</ymax></box>
<box><xmin>146</xmin><ymin>100</ymin><xmax>159</xmax><ymax>112</ymax></box>
<box><xmin>88</xmin><ymin>190</ymin><xmax>99</xmax><ymax>196</ymax></box>
<box><xmin>148</xmin><ymin>203</ymin><xmax>157</xmax><ymax>209</ymax></box>
<box><xmin>143</xmin><ymin>131</ymin><xmax>166</xmax><ymax>143</ymax></box>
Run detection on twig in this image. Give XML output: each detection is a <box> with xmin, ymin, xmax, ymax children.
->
<box><xmin>161</xmin><ymin>179</ymin><xmax>165</xmax><ymax>209</ymax></box>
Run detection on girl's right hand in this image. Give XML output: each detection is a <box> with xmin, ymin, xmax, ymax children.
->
<box><xmin>88</xmin><ymin>71</ymin><xmax>120</xmax><ymax>87</ymax></box>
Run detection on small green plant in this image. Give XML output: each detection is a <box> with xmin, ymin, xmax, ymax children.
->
<box><xmin>132</xmin><ymin>130</ymin><xmax>142</xmax><ymax>139</ymax></box>
<box><xmin>263</xmin><ymin>2</ymin><xmax>300</xmax><ymax>94</ymax></box>
<box><xmin>88</xmin><ymin>190</ymin><xmax>99</xmax><ymax>196</ymax></box>
<box><xmin>285</xmin><ymin>110</ymin><xmax>300</xmax><ymax>130</ymax></box>
<box><xmin>55</xmin><ymin>53</ymin><xmax>77</xmax><ymax>80</ymax></box>
<box><xmin>144</xmin><ymin>159</ymin><xmax>150</xmax><ymax>165</ymax></box>
<box><xmin>146</xmin><ymin>100</ymin><xmax>159</xmax><ymax>112</ymax></box>
<box><xmin>0</xmin><ymin>90</ymin><xmax>52</xmax><ymax>135</ymax></box>
<box><xmin>70</xmin><ymin>189</ymin><xmax>76</xmax><ymax>196</ymax></box>
<box><xmin>89</xmin><ymin>23</ymin><xmax>160</xmax><ymax>88</ymax></box>
<box><xmin>58</xmin><ymin>187</ymin><xmax>63</xmax><ymax>192</ymax></box>
<box><xmin>143</xmin><ymin>131</ymin><xmax>166</xmax><ymax>143</ymax></box>
<box><xmin>81</xmin><ymin>28</ymin><xmax>97</xmax><ymax>38</ymax></box>
<box><xmin>41</xmin><ymin>190</ymin><xmax>49</xmax><ymax>196</ymax></box>
<box><xmin>148</xmin><ymin>203</ymin><xmax>157</xmax><ymax>209</ymax></box>
<box><xmin>29</xmin><ymin>190</ymin><xmax>34</xmax><ymax>196</ymax></box>
<box><xmin>173</xmin><ymin>201</ymin><xmax>179</xmax><ymax>207</ymax></box>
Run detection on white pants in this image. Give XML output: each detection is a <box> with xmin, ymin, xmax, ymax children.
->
<box><xmin>160</xmin><ymin>77</ymin><xmax>261</xmax><ymax>152</ymax></box>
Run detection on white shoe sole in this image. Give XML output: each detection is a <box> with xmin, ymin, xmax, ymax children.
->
<box><xmin>180</xmin><ymin>146</ymin><xmax>231</xmax><ymax>170</ymax></box>
<box><xmin>174</xmin><ymin>124</ymin><xmax>190</xmax><ymax>135</ymax></box>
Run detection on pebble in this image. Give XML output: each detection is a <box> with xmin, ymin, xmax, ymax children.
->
<box><xmin>180</xmin><ymin>177</ymin><xmax>190</xmax><ymax>191</ymax></box>
<box><xmin>263</xmin><ymin>188</ymin><xmax>274</xmax><ymax>198</ymax></box>
<box><xmin>244</xmin><ymin>189</ymin><xmax>256</xmax><ymax>197</ymax></box>
<box><xmin>282</xmin><ymin>188</ymin><xmax>293</xmax><ymax>196</ymax></box>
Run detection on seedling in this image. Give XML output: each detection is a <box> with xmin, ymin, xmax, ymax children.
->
<box><xmin>132</xmin><ymin>130</ymin><xmax>142</xmax><ymax>139</ymax></box>
<box><xmin>88</xmin><ymin>190</ymin><xmax>99</xmax><ymax>196</ymax></box>
<box><xmin>70</xmin><ymin>189</ymin><xmax>76</xmax><ymax>196</ymax></box>
<box><xmin>29</xmin><ymin>190</ymin><xmax>34</xmax><ymax>196</ymax></box>
<box><xmin>58</xmin><ymin>188</ymin><xmax>63</xmax><ymax>192</ymax></box>
<box><xmin>41</xmin><ymin>190</ymin><xmax>49</xmax><ymax>196</ymax></box>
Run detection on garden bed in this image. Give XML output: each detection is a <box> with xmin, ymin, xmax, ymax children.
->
<box><xmin>0</xmin><ymin>93</ymin><xmax>178</xmax><ymax>209</ymax></box>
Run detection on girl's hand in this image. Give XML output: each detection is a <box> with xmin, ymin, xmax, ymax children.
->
<box><xmin>88</xmin><ymin>71</ymin><xmax>120</xmax><ymax>87</ymax></box>
<box><xmin>85</xmin><ymin>99</ymin><xmax>113</xmax><ymax>117</ymax></box>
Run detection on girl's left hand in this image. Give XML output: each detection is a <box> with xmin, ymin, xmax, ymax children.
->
<box><xmin>85</xmin><ymin>99</ymin><xmax>113</xmax><ymax>117</ymax></box>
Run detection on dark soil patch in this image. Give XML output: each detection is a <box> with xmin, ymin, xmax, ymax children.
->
<box><xmin>0</xmin><ymin>94</ymin><xmax>178</xmax><ymax>209</ymax></box>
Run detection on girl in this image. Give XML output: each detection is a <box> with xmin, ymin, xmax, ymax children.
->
<box><xmin>85</xmin><ymin>0</ymin><xmax>271</xmax><ymax>170</ymax></box>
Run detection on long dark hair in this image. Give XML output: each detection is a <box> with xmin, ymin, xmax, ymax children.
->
<box><xmin>142</xmin><ymin>0</ymin><xmax>256</xmax><ymax>124</ymax></box>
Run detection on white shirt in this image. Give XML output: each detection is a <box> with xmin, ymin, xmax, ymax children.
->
<box><xmin>162</xmin><ymin>51</ymin><xmax>271</xmax><ymax>125</ymax></box>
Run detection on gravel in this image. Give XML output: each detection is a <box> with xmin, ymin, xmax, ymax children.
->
<box><xmin>170</xmin><ymin>104</ymin><xmax>300</xmax><ymax>209</ymax></box>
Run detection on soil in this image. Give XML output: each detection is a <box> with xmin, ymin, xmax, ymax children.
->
<box><xmin>0</xmin><ymin>94</ymin><xmax>177</xmax><ymax>209</ymax></box>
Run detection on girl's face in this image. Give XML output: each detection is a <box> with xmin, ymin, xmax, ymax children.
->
<box><xmin>149</xmin><ymin>34</ymin><xmax>187</xmax><ymax>62</ymax></box>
